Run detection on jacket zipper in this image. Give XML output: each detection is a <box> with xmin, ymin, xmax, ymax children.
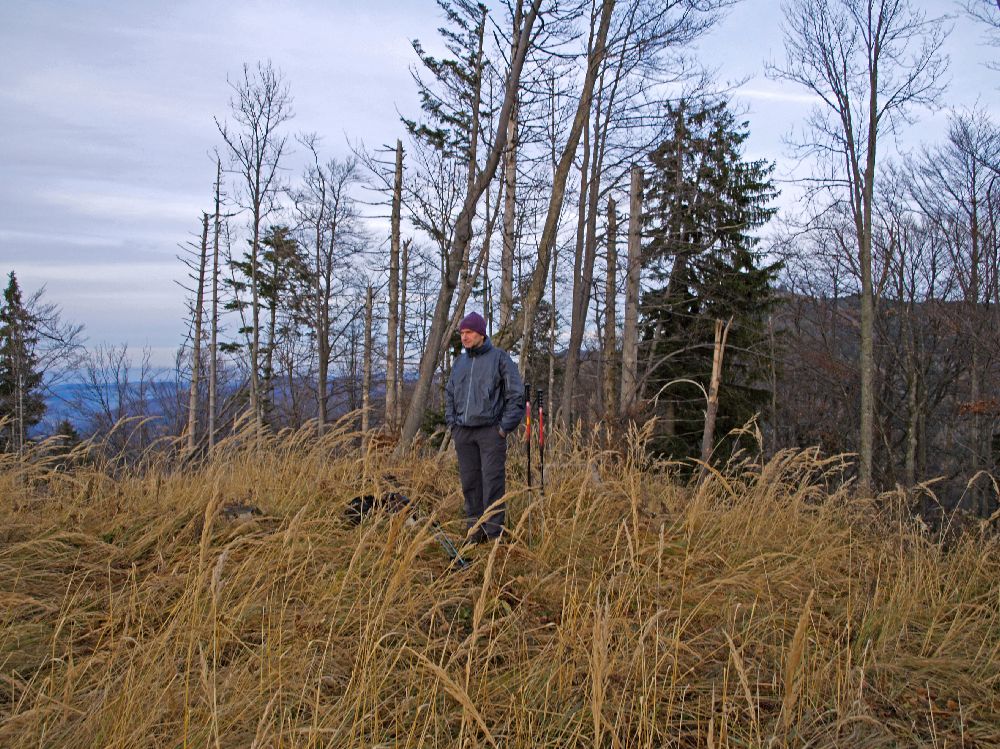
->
<box><xmin>463</xmin><ymin>355</ymin><xmax>476</xmax><ymax>424</ymax></box>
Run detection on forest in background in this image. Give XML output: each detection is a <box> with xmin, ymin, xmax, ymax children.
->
<box><xmin>2</xmin><ymin>0</ymin><xmax>999</xmax><ymax>510</ymax></box>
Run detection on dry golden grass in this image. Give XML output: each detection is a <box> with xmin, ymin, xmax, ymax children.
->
<box><xmin>1</xmin><ymin>419</ymin><xmax>999</xmax><ymax>747</ymax></box>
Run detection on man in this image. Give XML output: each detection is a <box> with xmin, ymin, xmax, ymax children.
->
<box><xmin>445</xmin><ymin>311</ymin><xmax>524</xmax><ymax>544</ymax></box>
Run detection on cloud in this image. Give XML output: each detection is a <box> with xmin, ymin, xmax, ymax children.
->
<box><xmin>734</xmin><ymin>87</ymin><xmax>823</xmax><ymax>105</ymax></box>
<box><xmin>3</xmin><ymin>70</ymin><xmax>208</xmax><ymax>134</ymax></box>
<box><xmin>37</xmin><ymin>182</ymin><xmax>205</xmax><ymax>223</ymax></box>
<box><xmin>0</xmin><ymin>229</ymin><xmax>122</xmax><ymax>249</ymax></box>
<box><xmin>13</xmin><ymin>262</ymin><xmax>180</xmax><ymax>285</ymax></box>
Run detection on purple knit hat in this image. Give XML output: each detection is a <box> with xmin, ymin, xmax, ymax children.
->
<box><xmin>458</xmin><ymin>311</ymin><xmax>487</xmax><ymax>338</ymax></box>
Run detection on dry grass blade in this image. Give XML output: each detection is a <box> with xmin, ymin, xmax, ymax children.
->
<box><xmin>779</xmin><ymin>589</ymin><xmax>815</xmax><ymax>736</ymax></box>
<box><xmin>724</xmin><ymin>630</ymin><xmax>756</xmax><ymax>720</ymax></box>
<box><xmin>402</xmin><ymin>646</ymin><xmax>498</xmax><ymax>749</ymax></box>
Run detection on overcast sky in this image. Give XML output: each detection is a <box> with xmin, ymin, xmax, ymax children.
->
<box><xmin>1</xmin><ymin>0</ymin><xmax>996</xmax><ymax>369</ymax></box>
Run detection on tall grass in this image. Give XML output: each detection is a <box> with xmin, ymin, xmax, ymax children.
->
<box><xmin>1</xmin><ymin>421</ymin><xmax>998</xmax><ymax>747</ymax></box>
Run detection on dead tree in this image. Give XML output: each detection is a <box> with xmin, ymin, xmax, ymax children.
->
<box><xmin>386</xmin><ymin>139</ymin><xmax>403</xmax><ymax>431</ymax></box>
<box><xmin>397</xmin><ymin>238</ymin><xmax>411</xmax><ymax>427</ymax></box>
<box><xmin>499</xmin><ymin>8</ymin><xmax>521</xmax><ymax>332</ymax></box>
<box><xmin>185</xmin><ymin>213</ymin><xmax>210</xmax><ymax>453</ymax></box>
<box><xmin>208</xmin><ymin>157</ymin><xmax>222</xmax><ymax>452</ymax></box>
<box><xmin>362</xmin><ymin>285</ymin><xmax>374</xmax><ymax>436</ymax></box>
<box><xmin>700</xmin><ymin>317</ymin><xmax>731</xmax><ymax>466</ymax></box>
<box><xmin>603</xmin><ymin>196</ymin><xmax>618</xmax><ymax>421</ymax></box>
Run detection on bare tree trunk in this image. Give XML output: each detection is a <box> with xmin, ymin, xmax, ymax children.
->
<box><xmin>859</xmin><ymin>163</ymin><xmax>876</xmax><ymax>492</ymax></box>
<box><xmin>445</xmin><ymin>177</ymin><xmax>504</xmax><ymax>340</ymax></box>
<box><xmin>559</xmin><ymin>104</ymin><xmax>593</xmax><ymax>427</ymax></box>
<box><xmin>768</xmin><ymin>313</ymin><xmax>778</xmax><ymax>455</ymax></box>
<box><xmin>548</xmin><ymin>244</ymin><xmax>557</xmax><ymax>413</ymax></box>
<box><xmin>397</xmin><ymin>238</ymin><xmax>410</xmax><ymax>428</ymax></box>
<box><xmin>455</xmin><ymin>7</ymin><xmax>488</xmax><ymax>326</ymax></box>
<box><xmin>500</xmin><ymin>88</ymin><xmax>518</xmax><ymax>330</ymax></box>
<box><xmin>500</xmin><ymin>1</ymin><xmax>522</xmax><ymax>334</ymax></box>
<box><xmin>362</xmin><ymin>285</ymin><xmax>373</xmax><ymax>436</ymax></box>
<box><xmin>562</xmin><ymin>38</ymin><xmax>621</xmax><ymax>428</ymax></box>
<box><xmin>396</xmin><ymin>0</ymin><xmax>541</xmax><ymax>454</ymax></box>
<box><xmin>208</xmin><ymin>158</ymin><xmax>221</xmax><ymax>452</ymax></box>
<box><xmin>186</xmin><ymin>213</ymin><xmax>210</xmax><ymax>453</ymax></box>
<box><xmin>700</xmin><ymin>318</ymin><xmax>731</xmax><ymax>465</ymax></box>
<box><xmin>467</xmin><ymin>6</ymin><xmax>485</xmax><ymax>193</ymax></box>
<box><xmin>315</xmin><ymin>200</ymin><xmax>329</xmax><ymax>435</ymax></box>
<box><xmin>603</xmin><ymin>197</ymin><xmax>618</xmax><ymax>422</ymax></box>
<box><xmin>968</xmin><ymin>186</ymin><xmax>985</xmax><ymax>511</ymax></box>
<box><xmin>263</xmin><ymin>254</ymin><xmax>279</xmax><ymax>420</ymax></box>
<box><xmin>386</xmin><ymin>139</ymin><xmax>403</xmax><ymax>431</ymax></box>
<box><xmin>620</xmin><ymin>164</ymin><xmax>642</xmax><ymax>416</ymax></box>
<box><xmin>905</xmin><ymin>351</ymin><xmax>920</xmax><ymax>488</ymax></box>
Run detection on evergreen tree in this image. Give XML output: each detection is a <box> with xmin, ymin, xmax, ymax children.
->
<box><xmin>224</xmin><ymin>225</ymin><xmax>306</xmax><ymax>418</ymax></box>
<box><xmin>403</xmin><ymin>0</ymin><xmax>491</xmax><ymax>162</ymax></box>
<box><xmin>641</xmin><ymin>100</ymin><xmax>780</xmax><ymax>459</ymax></box>
<box><xmin>0</xmin><ymin>271</ymin><xmax>46</xmax><ymax>451</ymax></box>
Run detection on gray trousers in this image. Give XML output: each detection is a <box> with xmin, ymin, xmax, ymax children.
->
<box><xmin>452</xmin><ymin>425</ymin><xmax>508</xmax><ymax>538</ymax></box>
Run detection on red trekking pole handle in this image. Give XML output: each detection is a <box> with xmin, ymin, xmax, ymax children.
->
<box><xmin>536</xmin><ymin>388</ymin><xmax>545</xmax><ymax>494</ymax></box>
<box><xmin>524</xmin><ymin>382</ymin><xmax>532</xmax><ymax>491</ymax></box>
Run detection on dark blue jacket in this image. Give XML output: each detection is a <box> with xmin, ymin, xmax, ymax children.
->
<box><xmin>445</xmin><ymin>338</ymin><xmax>525</xmax><ymax>433</ymax></box>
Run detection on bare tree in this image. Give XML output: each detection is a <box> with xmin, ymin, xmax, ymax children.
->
<box><xmin>908</xmin><ymin>109</ymin><xmax>1000</xmax><ymax>505</ymax></box>
<box><xmin>184</xmin><ymin>213</ymin><xmax>210</xmax><ymax>453</ymax></box>
<box><xmin>498</xmin><ymin>0</ymin><xmax>723</xmax><ymax>365</ymax></box>
<box><xmin>215</xmin><ymin>60</ymin><xmax>293</xmax><ymax>427</ymax></box>
<box><xmin>499</xmin><ymin>6</ymin><xmax>522</xmax><ymax>332</ymax></box>
<box><xmin>208</xmin><ymin>156</ymin><xmax>223</xmax><ymax>452</ymax></box>
<box><xmin>291</xmin><ymin>137</ymin><xmax>363</xmax><ymax>433</ymax></box>
<box><xmin>603</xmin><ymin>196</ymin><xmax>618</xmax><ymax>420</ymax></box>
<box><xmin>386</xmin><ymin>139</ymin><xmax>403</xmax><ymax>431</ymax></box>
<box><xmin>397</xmin><ymin>237</ymin><xmax>411</xmax><ymax>427</ymax></box>
<box><xmin>362</xmin><ymin>285</ymin><xmax>374</xmax><ymax>436</ymax></box>
<box><xmin>770</xmin><ymin>0</ymin><xmax>948</xmax><ymax>491</ymax></box>
<box><xmin>75</xmin><ymin>344</ymin><xmax>159</xmax><ymax>459</ymax></box>
<box><xmin>965</xmin><ymin>0</ymin><xmax>1000</xmax><ymax>70</ymax></box>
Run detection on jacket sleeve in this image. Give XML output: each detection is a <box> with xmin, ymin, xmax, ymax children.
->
<box><xmin>445</xmin><ymin>368</ymin><xmax>456</xmax><ymax>428</ymax></box>
<box><xmin>498</xmin><ymin>352</ymin><xmax>525</xmax><ymax>434</ymax></box>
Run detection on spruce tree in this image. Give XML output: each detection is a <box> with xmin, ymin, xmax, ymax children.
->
<box><xmin>402</xmin><ymin>0</ymin><xmax>491</xmax><ymax>162</ymax></box>
<box><xmin>224</xmin><ymin>225</ymin><xmax>306</xmax><ymax>419</ymax></box>
<box><xmin>0</xmin><ymin>271</ymin><xmax>46</xmax><ymax>451</ymax></box>
<box><xmin>641</xmin><ymin>100</ymin><xmax>780</xmax><ymax>459</ymax></box>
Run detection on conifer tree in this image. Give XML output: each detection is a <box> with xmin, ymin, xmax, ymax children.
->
<box><xmin>403</xmin><ymin>0</ymin><xmax>491</xmax><ymax>168</ymax></box>
<box><xmin>225</xmin><ymin>225</ymin><xmax>306</xmax><ymax>420</ymax></box>
<box><xmin>0</xmin><ymin>272</ymin><xmax>45</xmax><ymax>452</ymax></box>
<box><xmin>641</xmin><ymin>100</ymin><xmax>779</xmax><ymax>459</ymax></box>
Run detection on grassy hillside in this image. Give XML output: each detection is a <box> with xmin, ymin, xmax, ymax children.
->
<box><xmin>2</xmin><ymin>423</ymin><xmax>998</xmax><ymax>747</ymax></box>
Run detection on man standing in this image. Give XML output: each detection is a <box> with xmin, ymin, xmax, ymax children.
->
<box><xmin>445</xmin><ymin>311</ymin><xmax>525</xmax><ymax>543</ymax></box>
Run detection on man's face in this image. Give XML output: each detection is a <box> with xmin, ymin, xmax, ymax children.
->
<box><xmin>460</xmin><ymin>328</ymin><xmax>485</xmax><ymax>349</ymax></box>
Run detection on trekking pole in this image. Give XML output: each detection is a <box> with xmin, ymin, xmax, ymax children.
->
<box><xmin>524</xmin><ymin>382</ymin><xmax>532</xmax><ymax>493</ymax></box>
<box><xmin>537</xmin><ymin>388</ymin><xmax>545</xmax><ymax>495</ymax></box>
<box><xmin>427</xmin><ymin>517</ymin><xmax>470</xmax><ymax>570</ymax></box>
